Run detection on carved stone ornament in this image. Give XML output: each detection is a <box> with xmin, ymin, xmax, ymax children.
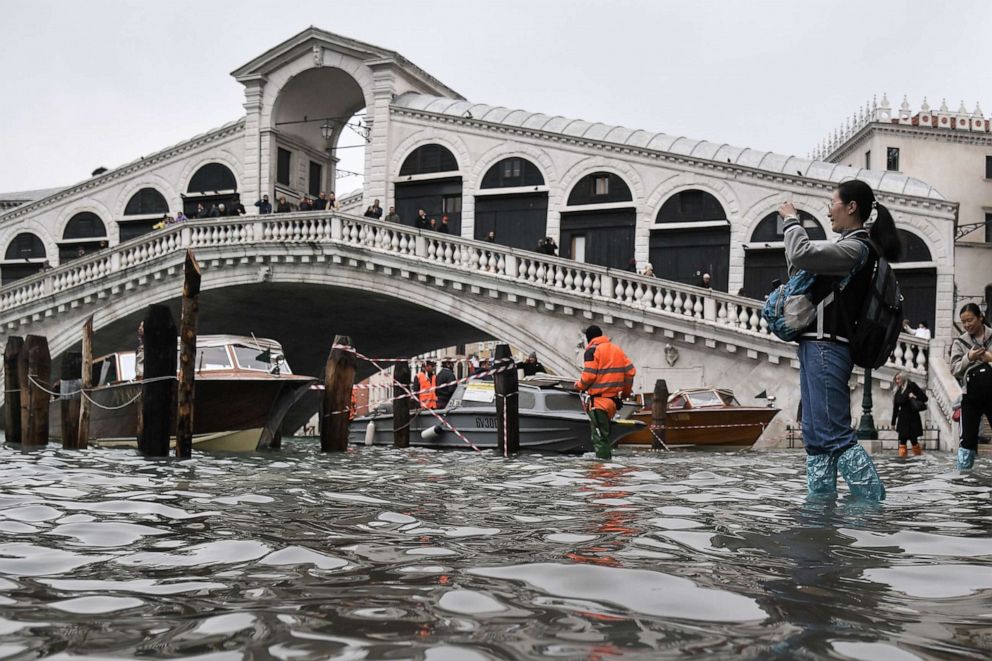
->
<box><xmin>664</xmin><ymin>343</ymin><xmax>679</xmax><ymax>367</ymax></box>
<box><xmin>312</xmin><ymin>45</ymin><xmax>323</xmax><ymax>67</ymax></box>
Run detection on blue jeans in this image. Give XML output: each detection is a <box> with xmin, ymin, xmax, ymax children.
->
<box><xmin>798</xmin><ymin>340</ymin><xmax>857</xmax><ymax>456</ymax></box>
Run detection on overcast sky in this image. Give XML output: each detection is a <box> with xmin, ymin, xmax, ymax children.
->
<box><xmin>1</xmin><ymin>0</ymin><xmax>988</xmax><ymax>194</ymax></box>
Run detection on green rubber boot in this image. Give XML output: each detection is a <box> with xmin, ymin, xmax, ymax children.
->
<box><xmin>589</xmin><ymin>409</ymin><xmax>612</xmax><ymax>460</ymax></box>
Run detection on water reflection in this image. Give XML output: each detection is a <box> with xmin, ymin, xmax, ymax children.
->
<box><xmin>0</xmin><ymin>441</ymin><xmax>988</xmax><ymax>659</ymax></box>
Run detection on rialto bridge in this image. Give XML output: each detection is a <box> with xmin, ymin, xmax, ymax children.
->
<box><xmin>0</xmin><ymin>27</ymin><xmax>963</xmax><ymax>446</ymax></box>
<box><xmin>0</xmin><ymin>212</ymin><xmax>954</xmax><ymax>447</ymax></box>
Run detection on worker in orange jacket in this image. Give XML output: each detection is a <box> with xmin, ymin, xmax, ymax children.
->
<box><xmin>413</xmin><ymin>360</ymin><xmax>438</xmax><ymax>409</ymax></box>
<box><xmin>574</xmin><ymin>325</ymin><xmax>636</xmax><ymax>459</ymax></box>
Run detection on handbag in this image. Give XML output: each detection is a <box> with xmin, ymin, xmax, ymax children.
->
<box><xmin>965</xmin><ymin>363</ymin><xmax>992</xmax><ymax>393</ymax></box>
<box><xmin>910</xmin><ymin>398</ymin><xmax>926</xmax><ymax>412</ymax></box>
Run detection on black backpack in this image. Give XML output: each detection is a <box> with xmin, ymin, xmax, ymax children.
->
<box><xmin>838</xmin><ymin>239</ymin><xmax>904</xmax><ymax>369</ymax></box>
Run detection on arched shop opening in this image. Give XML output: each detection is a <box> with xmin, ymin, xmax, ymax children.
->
<box><xmin>742</xmin><ymin>210</ymin><xmax>825</xmax><ymax>298</ymax></box>
<box><xmin>120</xmin><ymin>188</ymin><xmax>169</xmax><ymax>241</ymax></box>
<box><xmin>474</xmin><ymin>157</ymin><xmax>548</xmax><ymax>250</ymax></box>
<box><xmin>559</xmin><ymin>172</ymin><xmax>634</xmax><ymax>269</ymax></box>
<box><xmin>894</xmin><ymin>229</ymin><xmax>936</xmax><ymax>331</ymax></box>
<box><xmin>182</xmin><ymin>164</ymin><xmax>238</xmax><ymax>219</ymax></box>
<box><xmin>60</xmin><ymin>212</ymin><xmax>108</xmax><ymax>261</ymax></box>
<box><xmin>395</xmin><ymin>144</ymin><xmax>462</xmax><ymax>233</ymax></box>
<box><xmin>650</xmin><ymin>190</ymin><xmax>730</xmax><ymax>290</ymax></box>
<box><xmin>2</xmin><ymin>232</ymin><xmax>47</xmax><ymax>285</ymax></box>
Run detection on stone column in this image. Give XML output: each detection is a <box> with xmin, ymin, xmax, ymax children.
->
<box><xmin>239</xmin><ymin>75</ymin><xmax>267</xmax><ymax>214</ymax></box>
<box><xmin>365</xmin><ymin>66</ymin><xmax>397</xmax><ymax>210</ymax></box>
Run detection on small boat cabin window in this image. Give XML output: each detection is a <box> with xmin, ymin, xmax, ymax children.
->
<box><xmin>667</xmin><ymin>394</ymin><xmax>687</xmax><ymax>409</ymax></box>
<box><xmin>231</xmin><ymin>344</ymin><xmax>291</xmax><ymax>373</ymax></box>
<box><xmin>93</xmin><ymin>357</ymin><xmax>118</xmax><ymax>386</ymax></box>
<box><xmin>544</xmin><ymin>392</ymin><xmax>583</xmax><ymax>412</ymax></box>
<box><xmin>687</xmin><ymin>390</ymin><xmax>724</xmax><ymax>408</ymax></box>
<box><xmin>196</xmin><ymin>346</ymin><xmax>233</xmax><ymax>371</ymax></box>
<box><xmin>118</xmin><ymin>352</ymin><xmax>137</xmax><ymax>381</ymax></box>
<box><xmin>517</xmin><ymin>390</ymin><xmax>536</xmax><ymax>410</ymax></box>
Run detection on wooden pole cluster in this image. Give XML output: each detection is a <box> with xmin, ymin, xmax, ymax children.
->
<box><xmin>60</xmin><ymin>352</ymin><xmax>83</xmax><ymax>448</ymax></box>
<box><xmin>175</xmin><ymin>250</ymin><xmax>201</xmax><ymax>459</ymax></box>
<box><xmin>651</xmin><ymin>379</ymin><xmax>669</xmax><ymax>450</ymax></box>
<box><xmin>17</xmin><ymin>335</ymin><xmax>51</xmax><ymax>446</ymax></box>
<box><xmin>3</xmin><ymin>336</ymin><xmax>24</xmax><ymax>444</ymax></box>
<box><xmin>138</xmin><ymin>305</ymin><xmax>177</xmax><ymax>456</ymax></box>
<box><xmin>77</xmin><ymin>317</ymin><xmax>93</xmax><ymax>449</ymax></box>
<box><xmin>321</xmin><ymin>334</ymin><xmax>355</xmax><ymax>452</ymax></box>
<box><xmin>494</xmin><ymin>343</ymin><xmax>519</xmax><ymax>455</ymax></box>
<box><xmin>392</xmin><ymin>359</ymin><xmax>410</xmax><ymax>448</ymax></box>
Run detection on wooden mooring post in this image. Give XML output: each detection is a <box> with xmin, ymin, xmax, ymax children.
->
<box><xmin>651</xmin><ymin>379</ymin><xmax>669</xmax><ymax>450</ymax></box>
<box><xmin>321</xmin><ymin>334</ymin><xmax>355</xmax><ymax>452</ymax></box>
<box><xmin>18</xmin><ymin>335</ymin><xmax>51</xmax><ymax>446</ymax></box>
<box><xmin>60</xmin><ymin>352</ymin><xmax>83</xmax><ymax>449</ymax></box>
<box><xmin>494</xmin><ymin>343</ymin><xmax>519</xmax><ymax>455</ymax></box>
<box><xmin>138</xmin><ymin>305</ymin><xmax>177</xmax><ymax>456</ymax></box>
<box><xmin>4</xmin><ymin>336</ymin><xmax>24</xmax><ymax>444</ymax></box>
<box><xmin>176</xmin><ymin>249</ymin><xmax>201</xmax><ymax>459</ymax></box>
<box><xmin>392</xmin><ymin>359</ymin><xmax>410</xmax><ymax>448</ymax></box>
<box><xmin>77</xmin><ymin>317</ymin><xmax>93</xmax><ymax>449</ymax></box>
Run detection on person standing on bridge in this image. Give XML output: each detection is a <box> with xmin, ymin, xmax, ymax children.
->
<box><xmin>781</xmin><ymin>179</ymin><xmax>901</xmax><ymax>500</ymax></box>
<box><xmin>574</xmin><ymin>325</ymin><xmax>636</xmax><ymax>460</ymax></box>
<box><xmin>385</xmin><ymin>206</ymin><xmax>401</xmax><ymax>223</ymax></box>
<box><xmin>254</xmin><ymin>195</ymin><xmax>272</xmax><ymax>215</ymax></box>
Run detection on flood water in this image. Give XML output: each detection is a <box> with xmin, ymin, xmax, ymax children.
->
<box><xmin>0</xmin><ymin>439</ymin><xmax>990</xmax><ymax>660</ymax></box>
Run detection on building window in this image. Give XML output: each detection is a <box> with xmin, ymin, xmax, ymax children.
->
<box><xmin>886</xmin><ymin>147</ymin><xmax>900</xmax><ymax>172</ymax></box>
<box><xmin>503</xmin><ymin>159</ymin><xmax>521</xmax><ymax>179</ymax></box>
<box><xmin>594</xmin><ymin>176</ymin><xmax>610</xmax><ymax>196</ymax></box>
<box><xmin>865</xmin><ymin>150</ymin><xmax>871</xmax><ymax>169</ymax></box>
<box><xmin>442</xmin><ymin>195</ymin><xmax>462</xmax><ymax>215</ymax></box>
<box><xmin>308</xmin><ymin>161</ymin><xmax>322</xmax><ymax>198</ymax></box>
<box><xmin>987</xmin><ymin>212</ymin><xmax>992</xmax><ymax>243</ymax></box>
<box><xmin>277</xmin><ymin>148</ymin><xmax>292</xmax><ymax>186</ymax></box>
<box><xmin>986</xmin><ymin>155</ymin><xmax>992</xmax><ymax>179</ymax></box>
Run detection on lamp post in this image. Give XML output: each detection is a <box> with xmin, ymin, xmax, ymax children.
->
<box><xmin>856</xmin><ymin>367</ymin><xmax>878</xmax><ymax>440</ymax></box>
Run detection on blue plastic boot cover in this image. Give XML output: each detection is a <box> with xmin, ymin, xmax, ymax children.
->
<box><xmin>957</xmin><ymin>447</ymin><xmax>976</xmax><ymax>470</ymax></box>
<box><xmin>806</xmin><ymin>454</ymin><xmax>838</xmax><ymax>494</ymax></box>
<box><xmin>837</xmin><ymin>445</ymin><xmax>886</xmax><ymax>501</ymax></box>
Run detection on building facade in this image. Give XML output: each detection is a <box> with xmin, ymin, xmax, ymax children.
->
<box><xmin>815</xmin><ymin>94</ymin><xmax>992</xmax><ymax>317</ymax></box>
<box><xmin>0</xmin><ymin>29</ymin><xmax>960</xmax><ymax>346</ymax></box>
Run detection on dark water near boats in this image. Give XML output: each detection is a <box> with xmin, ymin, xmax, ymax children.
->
<box><xmin>1</xmin><ymin>438</ymin><xmax>990</xmax><ymax>659</ymax></box>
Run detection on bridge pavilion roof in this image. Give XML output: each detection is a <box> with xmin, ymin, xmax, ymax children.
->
<box><xmin>392</xmin><ymin>93</ymin><xmax>946</xmax><ymax>201</ymax></box>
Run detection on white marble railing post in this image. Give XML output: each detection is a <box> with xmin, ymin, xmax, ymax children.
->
<box><xmin>703</xmin><ymin>296</ymin><xmax>716</xmax><ymax>321</ymax></box>
<box><xmin>600</xmin><ymin>275</ymin><xmax>613</xmax><ymax>300</ymax></box>
<box><xmin>504</xmin><ymin>254</ymin><xmax>517</xmax><ymax>278</ymax></box>
<box><xmin>111</xmin><ymin>252</ymin><xmax>121</xmax><ymax>272</ymax></box>
<box><xmin>181</xmin><ymin>225</ymin><xmax>192</xmax><ymax>248</ymax></box>
<box><xmin>331</xmin><ymin>216</ymin><xmax>343</xmax><ymax>241</ymax></box>
<box><xmin>415</xmin><ymin>235</ymin><xmax>427</xmax><ymax>258</ymax></box>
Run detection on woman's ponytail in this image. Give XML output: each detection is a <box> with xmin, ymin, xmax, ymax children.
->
<box><xmin>870</xmin><ymin>202</ymin><xmax>901</xmax><ymax>261</ymax></box>
<box><xmin>837</xmin><ymin>179</ymin><xmax>901</xmax><ymax>261</ymax></box>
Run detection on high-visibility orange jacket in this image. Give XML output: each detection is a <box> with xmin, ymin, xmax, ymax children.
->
<box><xmin>574</xmin><ymin>335</ymin><xmax>636</xmax><ymax>417</ymax></box>
<box><xmin>415</xmin><ymin>371</ymin><xmax>437</xmax><ymax>409</ymax></box>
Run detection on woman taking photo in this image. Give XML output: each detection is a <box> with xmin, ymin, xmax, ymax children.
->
<box><xmin>891</xmin><ymin>372</ymin><xmax>927</xmax><ymax>457</ymax></box>
<box><xmin>949</xmin><ymin>302</ymin><xmax>992</xmax><ymax>469</ymax></box>
<box><xmin>780</xmin><ymin>179</ymin><xmax>901</xmax><ymax>500</ymax></box>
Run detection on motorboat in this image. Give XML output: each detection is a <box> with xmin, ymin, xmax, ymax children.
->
<box><xmin>49</xmin><ymin>335</ymin><xmax>315</xmax><ymax>451</ymax></box>
<box><xmin>621</xmin><ymin>387</ymin><xmax>779</xmax><ymax>449</ymax></box>
<box><xmin>348</xmin><ymin>377</ymin><xmax>644</xmax><ymax>453</ymax></box>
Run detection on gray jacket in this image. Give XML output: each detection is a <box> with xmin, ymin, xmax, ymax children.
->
<box><xmin>949</xmin><ymin>325</ymin><xmax>992</xmax><ymax>391</ymax></box>
<box><xmin>783</xmin><ymin>218</ymin><xmax>865</xmax><ymax>276</ymax></box>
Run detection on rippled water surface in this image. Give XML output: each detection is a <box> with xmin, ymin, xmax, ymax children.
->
<box><xmin>1</xmin><ymin>439</ymin><xmax>990</xmax><ymax>659</ymax></box>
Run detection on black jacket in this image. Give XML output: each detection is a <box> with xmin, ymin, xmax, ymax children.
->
<box><xmin>891</xmin><ymin>380</ymin><xmax>927</xmax><ymax>440</ymax></box>
<box><xmin>435</xmin><ymin>367</ymin><xmax>457</xmax><ymax>408</ymax></box>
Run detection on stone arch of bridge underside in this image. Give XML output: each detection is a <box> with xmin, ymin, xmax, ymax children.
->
<box><xmin>37</xmin><ymin>267</ymin><xmax>581</xmax><ymax>385</ymax></box>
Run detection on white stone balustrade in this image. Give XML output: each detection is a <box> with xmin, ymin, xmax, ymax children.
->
<box><xmin>0</xmin><ymin>210</ymin><xmax>930</xmax><ymax>381</ymax></box>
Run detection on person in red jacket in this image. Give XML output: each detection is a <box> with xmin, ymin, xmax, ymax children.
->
<box><xmin>574</xmin><ymin>325</ymin><xmax>636</xmax><ymax>460</ymax></box>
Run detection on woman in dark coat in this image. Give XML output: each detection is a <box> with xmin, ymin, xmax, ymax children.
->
<box><xmin>891</xmin><ymin>371</ymin><xmax>927</xmax><ymax>456</ymax></box>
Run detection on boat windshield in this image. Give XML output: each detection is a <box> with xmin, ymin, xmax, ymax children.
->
<box><xmin>119</xmin><ymin>352</ymin><xmax>137</xmax><ymax>381</ymax></box>
<box><xmin>196</xmin><ymin>346</ymin><xmax>233</xmax><ymax>371</ymax></box>
<box><xmin>718</xmin><ymin>391</ymin><xmax>740</xmax><ymax>406</ymax></box>
<box><xmin>231</xmin><ymin>344</ymin><xmax>291</xmax><ymax>374</ymax></box>
<box><xmin>687</xmin><ymin>390</ymin><xmax>725</xmax><ymax>408</ymax></box>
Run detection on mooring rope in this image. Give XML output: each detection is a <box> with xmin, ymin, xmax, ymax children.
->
<box><xmin>23</xmin><ymin>373</ymin><xmax>176</xmax><ymax>412</ymax></box>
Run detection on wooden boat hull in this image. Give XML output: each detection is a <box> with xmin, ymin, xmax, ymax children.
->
<box><xmin>622</xmin><ymin>407</ymin><xmax>779</xmax><ymax>449</ymax></box>
<box><xmin>49</xmin><ymin>376</ymin><xmax>313</xmax><ymax>451</ymax></box>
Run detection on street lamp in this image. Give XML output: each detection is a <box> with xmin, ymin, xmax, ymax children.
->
<box><xmin>856</xmin><ymin>367</ymin><xmax>878</xmax><ymax>440</ymax></box>
<box><xmin>320</xmin><ymin>120</ymin><xmax>334</xmax><ymax>141</ymax></box>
